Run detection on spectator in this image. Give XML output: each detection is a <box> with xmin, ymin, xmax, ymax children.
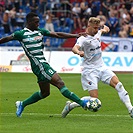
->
<box><xmin>5</xmin><ymin>0</ymin><xmax>14</xmax><ymax>11</ymax></box>
<box><xmin>130</xmin><ymin>5</ymin><xmax>133</xmax><ymax>22</ymax></box>
<box><xmin>65</xmin><ymin>13</ymin><xmax>74</xmax><ymax>30</ymax></box>
<box><xmin>16</xmin><ymin>8</ymin><xmax>26</xmax><ymax>28</ymax></box>
<box><xmin>85</xmin><ymin>4</ymin><xmax>92</xmax><ymax>17</ymax></box>
<box><xmin>71</xmin><ymin>0</ymin><xmax>80</xmax><ymax>7</ymax></box>
<box><xmin>0</xmin><ymin>4</ymin><xmax>3</xmax><ymax>26</ymax></box>
<box><xmin>44</xmin><ymin>10</ymin><xmax>55</xmax><ymax>32</ymax></box>
<box><xmin>14</xmin><ymin>0</ymin><xmax>20</xmax><ymax>12</ymax></box>
<box><xmin>119</xmin><ymin>22</ymin><xmax>130</xmax><ymax>38</ymax></box>
<box><xmin>0</xmin><ymin>0</ymin><xmax>5</xmax><ymax>6</ymax></box>
<box><xmin>101</xmin><ymin>0</ymin><xmax>111</xmax><ymax>18</ymax></box>
<box><xmin>72</xmin><ymin>2</ymin><xmax>82</xmax><ymax>30</ymax></box>
<box><xmin>38</xmin><ymin>0</ymin><xmax>47</xmax><ymax>14</ymax></box>
<box><xmin>109</xmin><ymin>4</ymin><xmax>118</xmax><ymax>18</ymax></box>
<box><xmin>83</xmin><ymin>4</ymin><xmax>92</xmax><ymax>26</ymax></box>
<box><xmin>2</xmin><ymin>10</ymin><xmax>11</xmax><ymax>33</ymax></box>
<box><xmin>91</xmin><ymin>0</ymin><xmax>101</xmax><ymax>17</ymax></box>
<box><xmin>120</xmin><ymin>9</ymin><xmax>131</xmax><ymax>25</ymax></box>
<box><xmin>52</xmin><ymin>3</ymin><xmax>60</xmax><ymax>17</ymax></box>
<box><xmin>59</xmin><ymin>12</ymin><xmax>67</xmax><ymax>27</ymax></box>
<box><xmin>129</xmin><ymin>22</ymin><xmax>133</xmax><ymax>37</ymax></box>
<box><xmin>80</xmin><ymin>0</ymin><xmax>88</xmax><ymax>29</ymax></box>
<box><xmin>60</xmin><ymin>0</ymin><xmax>72</xmax><ymax>16</ymax></box>
<box><xmin>9</xmin><ymin>7</ymin><xmax>17</xmax><ymax>29</ymax></box>
<box><xmin>30</xmin><ymin>0</ymin><xmax>38</xmax><ymax>13</ymax></box>
<box><xmin>97</xmin><ymin>10</ymin><xmax>107</xmax><ymax>26</ymax></box>
<box><xmin>107</xmin><ymin>12</ymin><xmax>119</xmax><ymax>36</ymax></box>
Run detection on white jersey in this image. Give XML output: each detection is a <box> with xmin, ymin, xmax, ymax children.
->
<box><xmin>75</xmin><ymin>30</ymin><xmax>104</xmax><ymax>68</ymax></box>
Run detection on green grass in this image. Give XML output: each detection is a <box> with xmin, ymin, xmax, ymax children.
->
<box><xmin>0</xmin><ymin>73</ymin><xmax>133</xmax><ymax>133</ymax></box>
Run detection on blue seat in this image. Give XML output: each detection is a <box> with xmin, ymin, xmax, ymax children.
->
<box><xmin>53</xmin><ymin>20</ymin><xmax>59</xmax><ymax>30</ymax></box>
<box><xmin>25</xmin><ymin>6</ymin><xmax>30</xmax><ymax>13</ymax></box>
<box><xmin>63</xmin><ymin>27</ymin><xmax>70</xmax><ymax>33</ymax></box>
<box><xmin>39</xmin><ymin>20</ymin><xmax>46</xmax><ymax>28</ymax></box>
<box><xmin>14</xmin><ymin>27</ymin><xmax>21</xmax><ymax>31</ymax></box>
<box><xmin>6</xmin><ymin>41</ymin><xmax>14</xmax><ymax>46</ymax></box>
<box><xmin>0</xmin><ymin>27</ymin><xmax>4</xmax><ymax>35</ymax></box>
<box><xmin>66</xmin><ymin>18</ymin><xmax>73</xmax><ymax>30</ymax></box>
<box><xmin>14</xmin><ymin>41</ymin><xmax>21</xmax><ymax>46</ymax></box>
<box><xmin>55</xmin><ymin>27</ymin><xmax>63</xmax><ymax>32</ymax></box>
<box><xmin>0</xmin><ymin>34</ymin><xmax>2</xmax><ymax>38</ymax></box>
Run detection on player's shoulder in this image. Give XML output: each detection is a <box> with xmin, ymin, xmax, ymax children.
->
<box><xmin>38</xmin><ymin>27</ymin><xmax>49</xmax><ymax>32</ymax></box>
<box><xmin>38</xmin><ymin>28</ymin><xmax>50</xmax><ymax>35</ymax></box>
<box><xmin>78</xmin><ymin>35</ymin><xmax>87</xmax><ymax>40</ymax></box>
<box><xmin>13</xmin><ymin>29</ymin><xmax>25</xmax><ymax>37</ymax></box>
<box><xmin>76</xmin><ymin>35</ymin><xmax>87</xmax><ymax>45</ymax></box>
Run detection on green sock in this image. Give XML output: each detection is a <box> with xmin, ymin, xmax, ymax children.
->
<box><xmin>60</xmin><ymin>86</ymin><xmax>84</xmax><ymax>107</ymax></box>
<box><xmin>22</xmin><ymin>91</ymin><xmax>43</xmax><ymax>108</ymax></box>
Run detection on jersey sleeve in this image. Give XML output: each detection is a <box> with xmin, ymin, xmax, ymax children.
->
<box><xmin>12</xmin><ymin>31</ymin><xmax>23</xmax><ymax>41</ymax></box>
<box><xmin>39</xmin><ymin>28</ymin><xmax>50</xmax><ymax>36</ymax></box>
<box><xmin>75</xmin><ymin>36</ymin><xmax>85</xmax><ymax>47</ymax></box>
<box><xmin>94</xmin><ymin>30</ymin><xmax>102</xmax><ymax>39</ymax></box>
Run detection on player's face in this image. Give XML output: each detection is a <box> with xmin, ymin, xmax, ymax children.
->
<box><xmin>28</xmin><ymin>16</ymin><xmax>39</xmax><ymax>30</ymax></box>
<box><xmin>87</xmin><ymin>24</ymin><xmax>100</xmax><ymax>36</ymax></box>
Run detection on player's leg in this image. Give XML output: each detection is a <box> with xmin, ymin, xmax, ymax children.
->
<box><xmin>23</xmin><ymin>82</ymin><xmax>50</xmax><ymax>107</ymax></box>
<box><xmin>61</xmin><ymin>69</ymin><xmax>99</xmax><ymax>117</ymax></box>
<box><xmin>102</xmin><ymin>69</ymin><xmax>133</xmax><ymax>118</ymax></box>
<box><xmin>62</xmin><ymin>90</ymin><xmax>98</xmax><ymax>111</ymax></box>
<box><xmin>61</xmin><ymin>96</ymin><xmax>91</xmax><ymax>118</ymax></box>
<box><xmin>110</xmin><ymin>75</ymin><xmax>133</xmax><ymax>117</ymax></box>
<box><xmin>16</xmin><ymin>63</ymin><xmax>52</xmax><ymax>117</ymax></box>
<box><xmin>16</xmin><ymin>82</ymin><xmax>50</xmax><ymax>117</ymax></box>
<box><xmin>50</xmin><ymin>72</ymin><xmax>87</xmax><ymax>108</ymax></box>
<box><xmin>61</xmin><ymin>90</ymin><xmax>99</xmax><ymax>118</ymax></box>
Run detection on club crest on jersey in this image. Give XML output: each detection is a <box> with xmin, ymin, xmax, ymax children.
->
<box><xmin>88</xmin><ymin>81</ymin><xmax>92</xmax><ymax>85</ymax></box>
<box><xmin>97</xmin><ymin>38</ymin><xmax>100</xmax><ymax>42</ymax></box>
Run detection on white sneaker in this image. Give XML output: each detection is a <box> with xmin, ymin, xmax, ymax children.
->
<box><xmin>61</xmin><ymin>101</ymin><xmax>71</xmax><ymax>118</ymax></box>
<box><xmin>129</xmin><ymin>108</ymin><xmax>133</xmax><ymax>118</ymax></box>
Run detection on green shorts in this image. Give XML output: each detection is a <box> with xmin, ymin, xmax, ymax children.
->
<box><xmin>32</xmin><ymin>62</ymin><xmax>56</xmax><ymax>83</ymax></box>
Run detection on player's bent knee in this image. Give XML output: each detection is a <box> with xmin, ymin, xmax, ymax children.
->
<box><xmin>57</xmin><ymin>80</ymin><xmax>65</xmax><ymax>89</ymax></box>
<box><xmin>41</xmin><ymin>92</ymin><xmax>50</xmax><ymax>98</ymax></box>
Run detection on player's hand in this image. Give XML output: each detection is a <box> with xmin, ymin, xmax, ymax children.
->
<box><xmin>101</xmin><ymin>25</ymin><xmax>110</xmax><ymax>33</ymax></box>
<box><xmin>78</xmin><ymin>51</ymin><xmax>84</xmax><ymax>57</ymax></box>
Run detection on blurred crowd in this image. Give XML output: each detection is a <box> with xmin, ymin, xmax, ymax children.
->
<box><xmin>0</xmin><ymin>0</ymin><xmax>133</xmax><ymax>38</ymax></box>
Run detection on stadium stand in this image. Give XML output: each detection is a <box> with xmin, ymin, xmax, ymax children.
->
<box><xmin>0</xmin><ymin>0</ymin><xmax>133</xmax><ymax>49</ymax></box>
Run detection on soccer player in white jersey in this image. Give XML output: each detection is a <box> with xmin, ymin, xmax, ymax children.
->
<box><xmin>0</xmin><ymin>12</ymin><xmax>89</xmax><ymax>117</ymax></box>
<box><xmin>61</xmin><ymin>17</ymin><xmax>133</xmax><ymax>118</ymax></box>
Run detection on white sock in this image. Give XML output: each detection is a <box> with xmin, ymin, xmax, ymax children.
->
<box><xmin>69</xmin><ymin>96</ymin><xmax>91</xmax><ymax>110</ymax></box>
<box><xmin>115</xmin><ymin>82</ymin><xmax>133</xmax><ymax>112</ymax></box>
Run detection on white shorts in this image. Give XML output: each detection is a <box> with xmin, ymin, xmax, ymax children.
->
<box><xmin>81</xmin><ymin>66</ymin><xmax>115</xmax><ymax>91</ymax></box>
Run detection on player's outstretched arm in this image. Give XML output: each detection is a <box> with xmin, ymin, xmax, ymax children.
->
<box><xmin>0</xmin><ymin>34</ymin><xmax>14</xmax><ymax>44</ymax></box>
<box><xmin>48</xmin><ymin>32</ymin><xmax>79</xmax><ymax>39</ymax></box>
<box><xmin>48</xmin><ymin>31</ymin><xmax>87</xmax><ymax>39</ymax></box>
<box><xmin>100</xmin><ymin>25</ymin><xmax>110</xmax><ymax>34</ymax></box>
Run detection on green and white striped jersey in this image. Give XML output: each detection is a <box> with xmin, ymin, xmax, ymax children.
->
<box><xmin>12</xmin><ymin>27</ymin><xmax>50</xmax><ymax>67</ymax></box>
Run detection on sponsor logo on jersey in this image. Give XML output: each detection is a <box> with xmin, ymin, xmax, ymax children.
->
<box><xmin>90</xmin><ymin>46</ymin><xmax>101</xmax><ymax>51</ymax></box>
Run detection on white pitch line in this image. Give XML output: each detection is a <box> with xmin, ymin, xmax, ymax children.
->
<box><xmin>0</xmin><ymin>113</ymin><xmax>129</xmax><ymax>118</ymax></box>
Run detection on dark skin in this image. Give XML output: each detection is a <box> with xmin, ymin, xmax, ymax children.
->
<box><xmin>0</xmin><ymin>16</ymin><xmax>86</xmax><ymax>98</ymax></box>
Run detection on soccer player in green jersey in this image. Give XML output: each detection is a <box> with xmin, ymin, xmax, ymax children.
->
<box><xmin>0</xmin><ymin>12</ymin><xmax>88</xmax><ymax>117</ymax></box>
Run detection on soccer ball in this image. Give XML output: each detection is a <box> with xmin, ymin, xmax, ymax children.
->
<box><xmin>86</xmin><ymin>97</ymin><xmax>101</xmax><ymax>112</ymax></box>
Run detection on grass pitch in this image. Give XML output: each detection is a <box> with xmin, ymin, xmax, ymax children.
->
<box><xmin>0</xmin><ymin>72</ymin><xmax>133</xmax><ymax>133</ymax></box>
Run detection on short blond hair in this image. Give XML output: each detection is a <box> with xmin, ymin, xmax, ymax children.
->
<box><xmin>88</xmin><ymin>17</ymin><xmax>100</xmax><ymax>25</ymax></box>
